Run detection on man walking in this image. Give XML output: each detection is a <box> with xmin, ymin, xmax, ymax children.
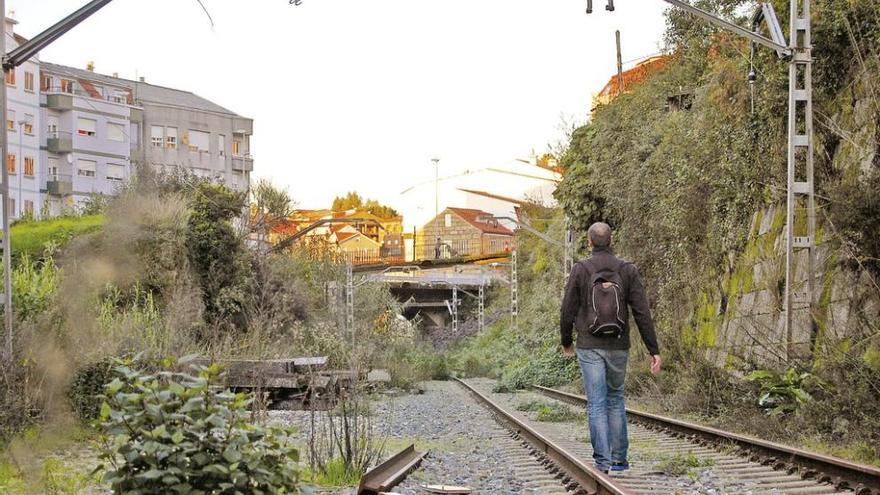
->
<box><xmin>560</xmin><ymin>222</ymin><xmax>661</xmax><ymax>474</ymax></box>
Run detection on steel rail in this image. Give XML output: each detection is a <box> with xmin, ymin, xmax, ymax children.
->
<box><xmin>356</xmin><ymin>444</ymin><xmax>427</xmax><ymax>495</ymax></box>
<box><xmin>454</xmin><ymin>378</ymin><xmax>632</xmax><ymax>495</ymax></box>
<box><xmin>532</xmin><ymin>385</ymin><xmax>880</xmax><ymax>494</ymax></box>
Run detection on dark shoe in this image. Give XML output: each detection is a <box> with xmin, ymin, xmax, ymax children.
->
<box><xmin>611</xmin><ymin>462</ymin><xmax>630</xmax><ymax>471</ymax></box>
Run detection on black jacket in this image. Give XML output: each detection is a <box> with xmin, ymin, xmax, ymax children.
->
<box><xmin>560</xmin><ymin>246</ymin><xmax>660</xmax><ymax>355</ymax></box>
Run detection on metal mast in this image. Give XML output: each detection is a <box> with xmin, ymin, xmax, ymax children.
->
<box><xmin>345</xmin><ymin>260</ymin><xmax>354</xmax><ymax>339</ymax></box>
<box><xmin>510</xmin><ymin>249</ymin><xmax>518</xmax><ymax>330</ymax></box>
<box><xmin>1</xmin><ymin>0</ymin><xmax>11</xmax><ymax>363</ymax></box>
<box><xmin>563</xmin><ymin>218</ymin><xmax>574</xmax><ymax>280</ymax></box>
<box><xmin>477</xmin><ymin>281</ymin><xmax>485</xmax><ymax>333</ymax></box>
<box><xmin>451</xmin><ymin>286</ymin><xmax>458</xmax><ymax>334</ymax></box>
<box><xmin>784</xmin><ymin>0</ymin><xmax>815</xmax><ymax>359</ymax></box>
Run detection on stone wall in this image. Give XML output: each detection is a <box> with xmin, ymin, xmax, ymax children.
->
<box><xmin>696</xmin><ymin>202</ymin><xmax>879</xmax><ymax>368</ymax></box>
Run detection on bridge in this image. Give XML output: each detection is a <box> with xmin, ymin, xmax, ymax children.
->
<box><xmin>354</xmin><ymin>261</ymin><xmax>518</xmax><ymax>334</ymax></box>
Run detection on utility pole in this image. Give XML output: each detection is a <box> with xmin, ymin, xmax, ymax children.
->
<box><xmin>345</xmin><ymin>260</ymin><xmax>354</xmax><ymax>341</ymax></box>
<box><xmin>615</xmin><ymin>30</ymin><xmax>624</xmax><ymax>95</ymax></box>
<box><xmin>590</xmin><ymin>1</ymin><xmax>812</xmax><ymax>360</ymax></box>
<box><xmin>478</xmin><ymin>281</ymin><xmax>485</xmax><ymax>333</ymax></box>
<box><xmin>510</xmin><ymin>249</ymin><xmax>518</xmax><ymax>330</ymax></box>
<box><xmin>563</xmin><ymin>218</ymin><xmax>574</xmax><ymax>280</ymax></box>
<box><xmin>431</xmin><ymin>157</ymin><xmax>439</xmax><ymax>220</ymax></box>
<box><xmin>784</xmin><ymin>0</ymin><xmax>815</xmax><ymax>360</ymax></box>
<box><xmin>0</xmin><ymin>0</ymin><xmax>116</xmax><ymax>363</ymax></box>
<box><xmin>1</xmin><ymin>0</ymin><xmax>11</xmax><ymax>363</ymax></box>
<box><xmin>451</xmin><ymin>286</ymin><xmax>458</xmax><ymax>334</ymax></box>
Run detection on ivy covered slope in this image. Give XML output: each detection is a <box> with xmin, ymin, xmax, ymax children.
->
<box><xmin>555</xmin><ymin>0</ymin><xmax>880</xmax><ymax>370</ymax></box>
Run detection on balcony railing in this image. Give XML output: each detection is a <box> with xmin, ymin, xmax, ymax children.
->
<box><xmin>47</xmin><ymin>131</ymin><xmax>73</xmax><ymax>153</ymax></box>
<box><xmin>232</xmin><ymin>154</ymin><xmax>254</xmax><ymax>172</ymax></box>
<box><xmin>47</xmin><ymin>173</ymin><xmax>73</xmax><ymax>196</ymax></box>
<box><xmin>44</xmin><ymin>85</ymin><xmax>133</xmax><ymax>105</ymax></box>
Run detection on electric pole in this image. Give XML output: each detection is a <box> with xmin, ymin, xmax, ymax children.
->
<box><xmin>615</xmin><ymin>30</ymin><xmax>624</xmax><ymax>95</ymax></box>
<box><xmin>784</xmin><ymin>0</ymin><xmax>815</xmax><ymax>360</ymax></box>
<box><xmin>1</xmin><ymin>0</ymin><xmax>11</xmax><ymax>363</ymax></box>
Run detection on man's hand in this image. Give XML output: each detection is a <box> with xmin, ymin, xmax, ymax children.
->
<box><xmin>561</xmin><ymin>345</ymin><xmax>575</xmax><ymax>358</ymax></box>
<box><xmin>650</xmin><ymin>354</ymin><xmax>662</xmax><ymax>375</ymax></box>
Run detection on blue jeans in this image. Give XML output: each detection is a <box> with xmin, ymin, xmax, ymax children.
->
<box><xmin>576</xmin><ymin>348</ymin><xmax>629</xmax><ymax>471</ymax></box>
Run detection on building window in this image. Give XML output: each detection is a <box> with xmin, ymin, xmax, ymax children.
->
<box><xmin>107</xmin><ymin>122</ymin><xmax>125</xmax><ymax>142</ymax></box>
<box><xmin>444</xmin><ymin>213</ymin><xmax>452</xmax><ymax>228</ymax></box>
<box><xmin>24</xmin><ymin>157</ymin><xmax>34</xmax><ymax>176</ymax></box>
<box><xmin>232</xmin><ymin>139</ymin><xmax>241</xmax><ymax>156</ymax></box>
<box><xmin>166</xmin><ymin>127</ymin><xmax>178</xmax><ymax>149</ymax></box>
<box><xmin>60</xmin><ymin>79</ymin><xmax>75</xmax><ymax>93</ymax></box>
<box><xmin>218</xmin><ymin>134</ymin><xmax>226</xmax><ymax>157</ymax></box>
<box><xmin>77</xmin><ymin>159</ymin><xmax>97</xmax><ymax>178</ymax></box>
<box><xmin>23</xmin><ymin>115</ymin><xmax>33</xmax><ymax>135</ymax></box>
<box><xmin>77</xmin><ymin>117</ymin><xmax>97</xmax><ymax>137</ymax></box>
<box><xmin>41</xmin><ymin>74</ymin><xmax>52</xmax><ymax>91</ymax></box>
<box><xmin>151</xmin><ymin>126</ymin><xmax>164</xmax><ymax>147</ymax></box>
<box><xmin>5</xmin><ymin>68</ymin><xmax>15</xmax><ymax>86</ymax></box>
<box><xmin>48</xmin><ymin>158</ymin><xmax>59</xmax><ymax>177</ymax></box>
<box><xmin>8</xmin><ymin>199</ymin><xmax>14</xmax><ymax>218</ymax></box>
<box><xmin>24</xmin><ymin>72</ymin><xmax>34</xmax><ymax>92</ymax></box>
<box><xmin>188</xmin><ymin>129</ymin><xmax>209</xmax><ymax>153</ymax></box>
<box><xmin>106</xmin><ymin>163</ymin><xmax>125</xmax><ymax>181</ymax></box>
<box><xmin>6</xmin><ymin>110</ymin><xmax>14</xmax><ymax>131</ymax></box>
<box><xmin>23</xmin><ymin>200</ymin><xmax>33</xmax><ymax>217</ymax></box>
<box><xmin>6</xmin><ymin>154</ymin><xmax>15</xmax><ymax>174</ymax></box>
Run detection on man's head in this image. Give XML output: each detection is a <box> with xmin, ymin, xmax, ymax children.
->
<box><xmin>587</xmin><ymin>222</ymin><xmax>612</xmax><ymax>248</ymax></box>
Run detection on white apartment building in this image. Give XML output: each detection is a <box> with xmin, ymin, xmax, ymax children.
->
<box><xmin>2</xmin><ymin>14</ymin><xmax>254</xmax><ymax>218</ymax></box>
<box><xmin>4</xmin><ymin>16</ymin><xmax>41</xmax><ymax>219</ymax></box>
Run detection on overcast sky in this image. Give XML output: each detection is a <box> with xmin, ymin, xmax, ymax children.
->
<box><xmin>12</xmin><ymin>0</ymin><xmax>669</xmax><ymax>209</ymax></box>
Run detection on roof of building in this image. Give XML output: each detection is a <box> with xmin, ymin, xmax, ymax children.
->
<box><xmin>595</xmin><ymin>55</ymin><xmax>670</xmax><ymax>105</ymax></box>
<box><xmin>336</xmin><ymin>231</ymin><xmax>380</xmax><ymax>246</ymax></box>
<box><xmin>447</xmin><ymin>207</ymin><xmax>514</xmax><ymax>236</ymax></box>
<box><xmin>457</xmin><ymin>188</ymin><xmax>532</xmax><ymax>207</ymax></box>
<box><xmin>40</xmin><ymin>61</ymin><xmax>245</xmax><ymax>117</ymax></box>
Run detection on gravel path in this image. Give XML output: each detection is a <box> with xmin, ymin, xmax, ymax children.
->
<box><xmin>270</xmin><ymin>380</ymin><xmax>569</xmax><ymax>494</ymax></box>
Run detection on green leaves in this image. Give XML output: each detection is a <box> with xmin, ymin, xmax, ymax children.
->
<box><xmin>96</xmin><ymin>358</ymin><xmax>302</xmax><ymax>494</ymax></box>
<box><xmin>746</xmin><ymin>367</ymin><xmax>826</xmax><ymax>416</ymax></box>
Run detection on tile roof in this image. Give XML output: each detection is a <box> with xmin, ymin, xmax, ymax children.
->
<box><xmin>40</xmin><ymin>61</ymin><xmax>243</xmax><ymax>116</ymax></box>
<box><xmin>447</xmin><ymin>207</ymin><xmax>514</xmax><ymax>236</ymax></box>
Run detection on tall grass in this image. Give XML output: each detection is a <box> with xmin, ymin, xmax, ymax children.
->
<box><xmin>10</xmin><ymin>215</ymin><xmax>104</xmax><ymax>260</ymax></box>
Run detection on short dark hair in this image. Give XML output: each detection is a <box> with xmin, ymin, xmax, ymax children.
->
<box><xmin>588</xmin><ymin>222</ymin><xmax>612</xmax><ymax>247</ymax></box>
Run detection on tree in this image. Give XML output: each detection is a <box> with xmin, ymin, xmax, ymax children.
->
<box><xmin>186</xmin><ymin>183</ymin><xmax>249</xmax><ymax>328</ymax></box>
<box><xmin>331</xmin><ymin>191</ymin><xmax>399</xmax><ymax>219</ymax></box>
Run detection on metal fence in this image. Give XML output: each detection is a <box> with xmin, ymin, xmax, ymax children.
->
<box><xmin>341</xmin><ymin>237</ymin><xmax>516</xmax><ymax>266</ymax></box>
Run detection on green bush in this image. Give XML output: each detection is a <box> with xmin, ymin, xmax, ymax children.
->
<box><xmin>67</xmin><ymin>358</ymin><xmax>116</xmax><ymax>422</ymax></box>
<box><xmin>500</xmin><ymin>348</ymin><xmax>580</xmax><ymax>390</ymax></box>
<box><xmin>745</xmin><ymin>368</ymin><xmax>826</xmax><ymax>417</ymax></box>
<box><xmin>96</xmin><ymin>356</ymin><xmax>302</xmax><ymax>494</ymax></box>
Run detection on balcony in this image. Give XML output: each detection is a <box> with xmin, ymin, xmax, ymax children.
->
<box><xmin>47</xmin><ymin>174</ymin><xmax>73</xmax><ymax>196</ymax></box>
<box><xmin>47</xmin><ymin>131</ymin><xmax>73</xmax><ymax>153</ymax></box>
<box><xmin>45</xmin><ymin>86</ymin><xmax>134</xmax><ymax>107</ymax></box>
<box><xmin>46</xmin><ymin>93</ymin><xmax>74</xmax><ymax>111</ymax></box>
<box><xmin>232</xmin><ymin>154</ymin><xmax>254</xmax><ymax>172</ymax></box>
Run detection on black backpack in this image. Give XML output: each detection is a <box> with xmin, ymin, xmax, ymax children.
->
<box><xmin>582</xmin><ymin>259</ymin><xmax>626</xmax><ymax>339</ymax></box>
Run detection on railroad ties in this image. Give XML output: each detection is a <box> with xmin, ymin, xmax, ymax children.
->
<box><xmin>456</xmin><ymin>378</ymin><xmax>880</xmax><ymax>495</ymax></box>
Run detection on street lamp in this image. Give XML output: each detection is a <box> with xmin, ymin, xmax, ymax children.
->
<box><xmin>430</xmin><ymin>157</ymin><xmax>439</xmax><ymax>220</ymax></box>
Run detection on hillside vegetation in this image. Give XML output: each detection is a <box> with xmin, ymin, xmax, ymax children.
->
<box><xmin>454</xmin><ymin>0</ymin><xmax>880</xmax><ymax>466</ymax></box>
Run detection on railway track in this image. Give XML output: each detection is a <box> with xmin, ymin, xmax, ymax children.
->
<box><xmin>456</xmin><ymin>378</ymin><xmax>880</xmax><ymax>495</ymax></box>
